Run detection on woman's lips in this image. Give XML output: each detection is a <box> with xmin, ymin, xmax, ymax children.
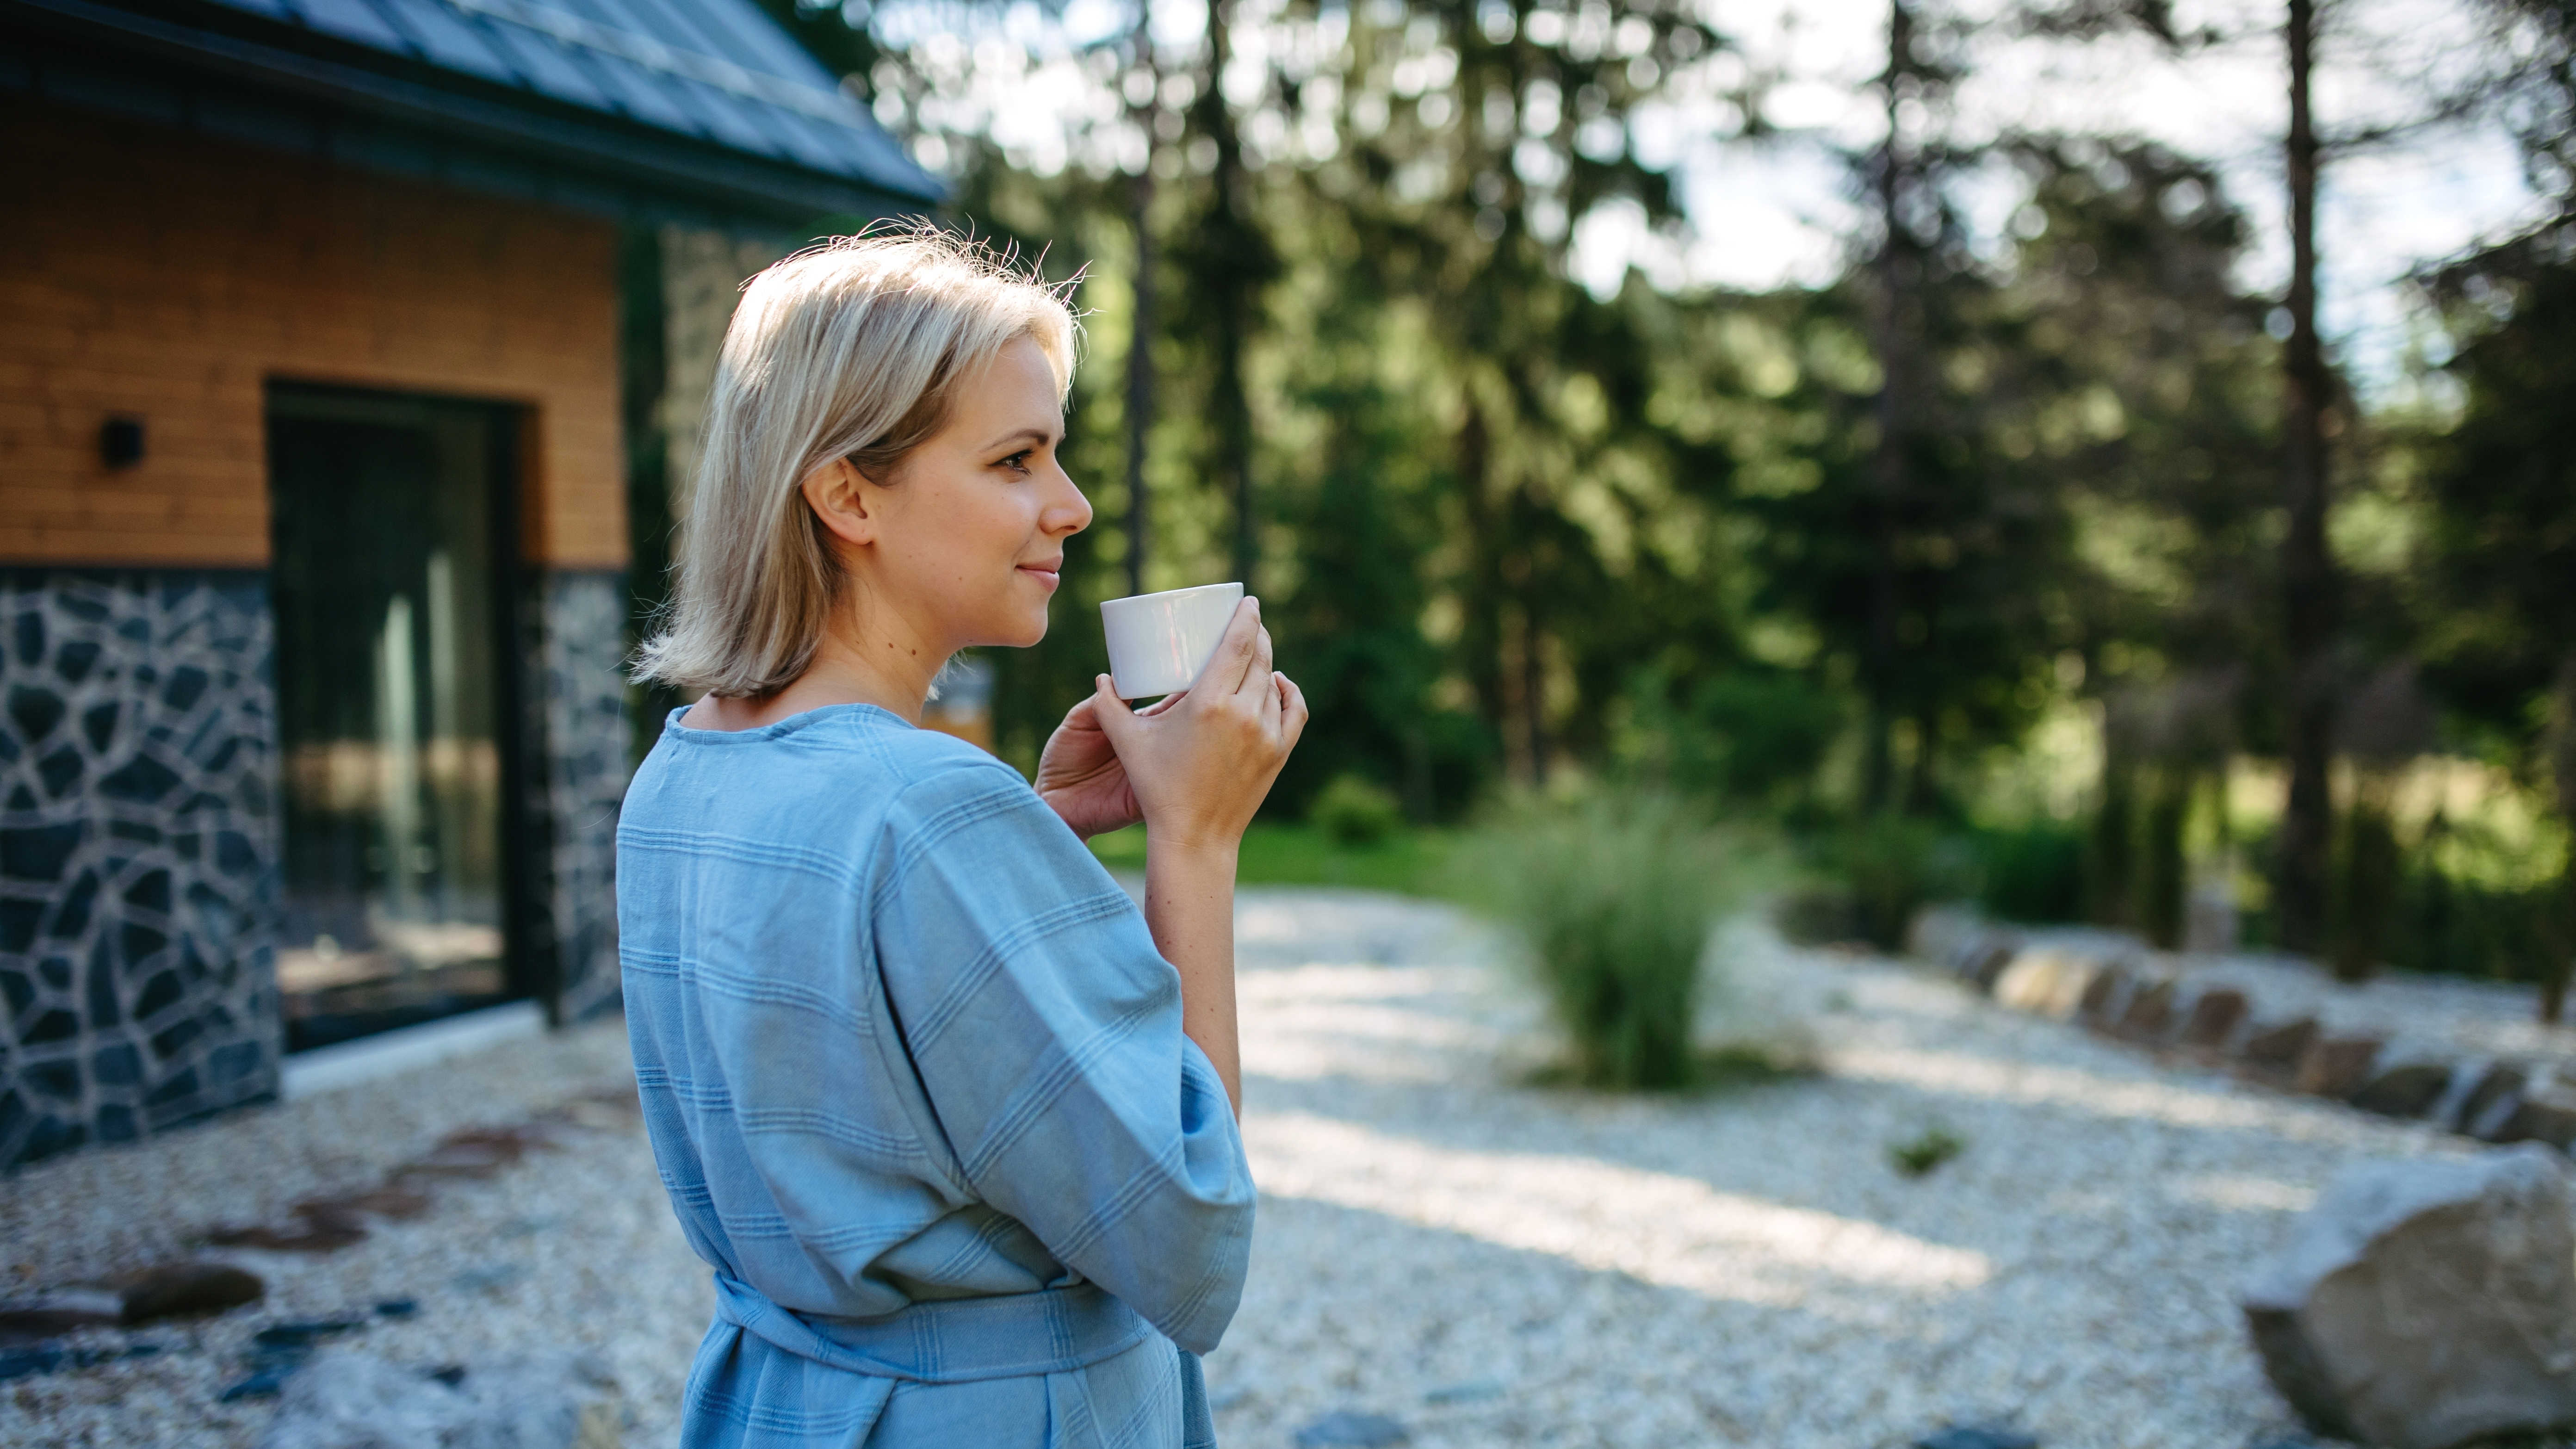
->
<box><xmin>1017</xmin><ymin>564</ymin><xmax>1060</xmax><ymax>591</ymax></box>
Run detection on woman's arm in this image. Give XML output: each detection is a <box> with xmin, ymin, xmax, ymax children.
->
<box><xmin>1091</xmin><ymin>599</ymin><xmax>1307</xmax><ymax>1114</ymax></box>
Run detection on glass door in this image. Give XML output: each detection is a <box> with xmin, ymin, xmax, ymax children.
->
<box><xmin>266</xmin><ymin>384</ymin><xmax>524</xmax><ymax>1052</ymax></box>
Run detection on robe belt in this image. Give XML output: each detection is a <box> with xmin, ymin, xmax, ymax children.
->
<box><xmin>711</xmin><ymin>1272</ymin><xmax>1156</xmax><ymax>1384</ymax></box>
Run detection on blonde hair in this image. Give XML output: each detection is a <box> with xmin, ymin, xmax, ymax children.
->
<box><xmin>633</xmin><ymin>226</ymin><xmax>1077</xmax><ymax>698</ymax></box>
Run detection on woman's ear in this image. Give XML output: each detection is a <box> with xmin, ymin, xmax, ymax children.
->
<box><xmin>800</xmin><ymin>458</ymin><xmax>875</xmax><ymax>548</ymax></box>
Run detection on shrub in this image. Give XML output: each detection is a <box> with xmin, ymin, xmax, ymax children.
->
<box><xmin>1455</xmin><ymin>789</ymin><xmax>1751</xmax><ymax>1090</ymax></box>
<box><xmin>1973</xmin><ymin>819</ymin><xmax>2087</xmax><ymax>924</ymax></box>
<box><xmin>1310</xmin><ymin>773</ymin><xmax>1405</xmax><ymax>847</ymax></box>
<box><xmin>1820</xmin><ymin>817</ymin><xmax>1977</xmax><ymax>953</ymax></box>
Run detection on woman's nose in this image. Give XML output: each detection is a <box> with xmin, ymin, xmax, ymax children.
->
<box><xmin>1044</xmin><ymin>464</ymin><xmax>1093</xmax><ymax>537</ymax></box>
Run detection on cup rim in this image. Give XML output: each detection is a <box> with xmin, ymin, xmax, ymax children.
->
<box><xmin>1101</xmin><ymin>581</ymin><xmax>1244</xmax><ymax>611</ymax></box>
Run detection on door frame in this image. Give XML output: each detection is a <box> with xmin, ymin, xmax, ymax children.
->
<box><xmin>262</xmin><ymin>378</ymin><xmax>555</xmax><ymax>1043</ymax></box>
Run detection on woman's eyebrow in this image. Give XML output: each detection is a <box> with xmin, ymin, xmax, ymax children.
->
<box><xmin>982</xmin><ymin>427</ymin><xmax>1059</xmax><ymax>453</ymax></box>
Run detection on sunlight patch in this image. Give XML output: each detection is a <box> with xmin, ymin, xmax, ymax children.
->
<box><xmin>1246</xmin><ymin>1112</ymin><xmax>1992</xmax><ymax>1305</ymax></box>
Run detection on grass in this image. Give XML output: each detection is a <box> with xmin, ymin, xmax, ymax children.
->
<box><xmin>1086</xmin><ymin>822</ymin><xmax>1460</xmax><ymax>897</ymax></box>
<box><xmin>1889</xmin><ymin>1126</ymin><xmax>1968</xmax><ymax>1177</ymax></box>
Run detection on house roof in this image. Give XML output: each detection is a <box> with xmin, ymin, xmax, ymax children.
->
<box><xmin>3</xmin><ymin>0</ymin><xmax>943</xmax><ymax>221</ymax></box>
<box><xmin>204</xmin><ymin>0</ymin><xmax>935</xmax><ymax>198</ymax></box>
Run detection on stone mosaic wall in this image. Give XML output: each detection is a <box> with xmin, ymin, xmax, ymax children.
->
<box><xmin>538</xmin><ymin>572</ymin><xmax>630</xmax><ymax>1023</ymax></box>
<box><xmin>0</xmin><ymin>570</ymin><xmax>283</xmax><ymax>1167</ymax></box>
<box><xmin>0</xmin><ymin>569</ymin><xmax>633</xmax><ymax>1168</ymax></box>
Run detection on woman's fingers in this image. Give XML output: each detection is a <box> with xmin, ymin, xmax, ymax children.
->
<box><xmin>1277</xmin><ymin>673</ymin><xmax>1310</xmax><ymax>749</ymax></box>
<box><xmin>1209</xmin><ymin>598</ymin><xmax>1264</xmax><ymax>695</ymax></box>
<box><xmin>1090</xmin><ymin>675</ymin><xmax>1141</xmax><ymax>746</ymax></box>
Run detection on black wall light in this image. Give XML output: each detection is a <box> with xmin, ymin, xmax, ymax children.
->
<box><xmin>100</xmin><ymin>416</ymin><xmax>146</xmax><ymax>469</ymax></box>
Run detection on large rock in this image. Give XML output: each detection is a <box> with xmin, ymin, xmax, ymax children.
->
<box><xmin>1992</xmin><ymin>949</ymin><xmax>2116</xmax><ymax>1020</ymax></box>
<box><xmin>2177</xmin><ymin>988</ymin><xmax>2249</xmax><ymax>1051</ymax></box>
<box><xmin>2243</xmin><ymin>1146</ymin><xmax>2576</xmax><ymax>1449</ymax></box>
<box><xmin>2351</xmin><ymin>1062</ymin><xmax>2456</xmax><ymax>1120</ymax></box>
<box><xmin>2297</xmin><ymin>1036</ymin><xmax>2384</xmax><ymax>1099</ymax></box>
<box><xmin>260</xmin><ymin>1349</ymin><xmax>619</xmax><ymax>1449</ymax></box>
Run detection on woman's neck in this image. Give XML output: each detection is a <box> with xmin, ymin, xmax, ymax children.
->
<box><xmin>682</xmin><ymin>596</ymin><xmax>947</xmax><ymax>733</ymax></box>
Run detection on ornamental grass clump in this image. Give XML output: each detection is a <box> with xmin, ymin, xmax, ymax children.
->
<box><xmin>1459</xmin><ymin>790</ymin><xmax>1749</xmax><ymax>1091</ymax></box>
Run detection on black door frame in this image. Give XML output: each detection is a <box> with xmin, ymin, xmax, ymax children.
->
<box><xmin>263</xmin><ymin>379</ymin><xmax>553</xmax><ymax>1043</ymax></box>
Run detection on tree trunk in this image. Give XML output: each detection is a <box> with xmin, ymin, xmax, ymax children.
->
<box><xmin>2544</xmin><ymin>655</ymin><xmax>2576</xmax><ymax>1022</ymax></box>
<box><xmin>1122</xmin><ymin>21</ymin><xmax>1158</xmax><ymax>601</ymax></box>
<box><xmin>1520</xmin><ymin>593</ymin><xmax>1548</xmax><ymax>786</ymax></box>
<box><xmin>1202</xmin><ymin>0</ymin><xmax>1258</xmax><ymax>592</ymax></box>
<box><xmin>1864</xmin><ymin>0</ymin><xmax>1915</xmax><ymax>815</ymax></box>
<box><xmin>1456</xmin><ymin>401</ymin><xmax>1507</xmax><ymax>738</ymax></box>
<box><xmin>2277</xmin><ymin>0</ymin><xmax>2339</xmax><ymax>956</ymax></box>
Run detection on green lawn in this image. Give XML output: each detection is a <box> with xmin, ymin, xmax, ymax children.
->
<box><xmin>1086</xmin><ymin>823</ymin><xmax>1459</xmax><ymax>898</ymax></box>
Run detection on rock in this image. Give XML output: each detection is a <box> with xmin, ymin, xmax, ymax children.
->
<box><xmin>1963</xmin><ymin>941</ymin><xmax>2018</xmax><ymax>992</ymax></box>
<box><xmin>295</xmin><ymin>1188</ymin><xmax>431</xmax><ymax>1230</ymax></box>
<box><xmin>115</xmin><ymin>1261</ymin><xmax>264</xmax><ymax>1324</ymax></box>
<box><xmin>2177</xmin><ymin>988</ymin><xmax>2249</xmax><ymax>1050</ymax></box>
<box><xmin>2297</xmin><ymin>1037</ymin><xmax>2384</xmax><ymax>1098</ymax></box>
<box><xmin>2112</xmin><ymin>978</ymin><xmax>2177</xmax><ymax>1041</ymax></box>
<box><xmin>0</xmin><ymin>1288</ymin><xmax>123</xmax><ymax>1339</ymax></box>
<box><xmin>1992</xmin><ymin>949</ymin><xmax>2114</xmax><ymax>1021</ymax></box>
<box><xmin>2452</xmin><ymin>1057</ymin><xmax>2534</xmax><ymax>1134</ymax></box>
<box><xmin>2243</xmin><ymin>1145</ymin><xmax>2576</xmax><ymax>1449</ymax></box>
<box><xmin>2245</xmin><ymin>1018</ymin><xmax>2320</xmax><ymax>1068</ymax></box>
<box><xmin>375</xmin><ymin>1299</ymin><xmax>419</xmax><ymax>1319</ymax></box>
<box><xmin>2491</xmin><ymin>1084</ymin><xmax>2576</xmax><ymax>1152</ymax></box>
<box><xmin>209</xmin><ymin>1222</ymin><xmax>369</xmax><ymax>1253</ymax></box>
<box><xmin>1917</xmin><ymin>1429</ymin><xmax>2038</xmax><ymax>1449</ymax></box>
<box><xmin>1422</xmin><ymin>1377</ymin><xmax>1505</xmax><ymax>1405</ymax></box>
<box><xmin>1293</xmin><ymin>1410</ymin><xmax>1410</xmax><ymax>1448</ymax></box>
<box><xmin>257</xmin><ymin>1348</ymin><xmax>619</xmax><ymax>1449</ymax></box>
<box><xmin>2350</xmin><ymin>1062</ymin><xmax>2454</xmax><ymax>1120</ymax></box>
<box><xmin>222</xmin><ymin>1363</ymin><xmax>301</xmax><ymax>1402</ymax></box>
<box><xmin>2077</xmin><ymin>966</ymin><xmax>2131</xmax><ymax>1023</ymax></box>
<box><xmin>255</xmin><ymin>1319</ymin><xmax>368</xmax><ymax>1352</ymax></box>
<box><xmin>400</xmin><ymin>1142</ymin><xmax>512</xmax><ymax>1179</ymax></box>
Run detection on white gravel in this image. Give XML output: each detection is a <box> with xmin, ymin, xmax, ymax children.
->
<box><xmin>1</xmin><ymin>889</ymin><xmax>2498</xmax><ymax>1448</ymax></box>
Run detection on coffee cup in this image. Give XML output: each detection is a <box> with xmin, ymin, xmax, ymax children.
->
<box><xmin>1100</xmin><ymin>582</ymin><xmax>1245</xmax><ymax>698</ymax></box>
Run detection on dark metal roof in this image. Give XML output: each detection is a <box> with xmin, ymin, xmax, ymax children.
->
<box><xmin>194</xmin><ymin>0</ymin><xmax>937</xmax><ymax>199</ymax></box>
<box><xmin>2</xmin><ymin>0</ymin><xmax>943</xmax><ymax>222</ymax></box>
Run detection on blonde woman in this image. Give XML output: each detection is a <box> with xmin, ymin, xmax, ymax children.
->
<box><xmin>619</xmin><ymin>229</ymin><xmax>1303</xmax><ymax>1448</ymax></box>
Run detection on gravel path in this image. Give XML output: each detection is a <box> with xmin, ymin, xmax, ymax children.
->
<box><xmin>2</xmin><ymin>888</ymin><xmax>2480</xmax><ymax>1448</ymax></box>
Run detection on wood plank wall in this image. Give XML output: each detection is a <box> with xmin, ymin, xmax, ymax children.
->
<box><xmin>0</xmin><ymin>98</ymin><xmax>628</xmax><ymax>570</ymax></box>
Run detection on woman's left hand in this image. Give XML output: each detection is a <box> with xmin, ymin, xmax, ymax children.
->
<box><xmin>1035</xmin><ymin>691</ymin><xmax>1178</xmax><ymax>839</ymax></box>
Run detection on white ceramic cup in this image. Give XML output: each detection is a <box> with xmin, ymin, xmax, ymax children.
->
<box><xmin>1100</xmin><ymin>582</ymin><xmax>1245</xmax><ymax>698</ymax></box>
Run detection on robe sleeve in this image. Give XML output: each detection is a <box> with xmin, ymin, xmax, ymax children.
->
<box><xmin>870</xmin><ymin>755</ymin><xmax>1256</xmax><ymax>1355</ymax></box>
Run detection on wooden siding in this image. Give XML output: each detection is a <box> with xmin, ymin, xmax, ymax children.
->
<box><xmin>0</xmin><ymin>99</ymin><xmax>628</xmax><ymax>570</ymax></box>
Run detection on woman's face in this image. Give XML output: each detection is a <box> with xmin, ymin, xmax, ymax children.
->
<box><xmin>850</xmin><ymin>335</ymin><xmax>1092</xmax><ymax>651</ymax></box>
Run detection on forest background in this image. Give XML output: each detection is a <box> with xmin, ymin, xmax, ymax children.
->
<box><xmin>671</xmin><ymin>0</ymin><xmax>2576</xmax><ymax>1006</ymax></box>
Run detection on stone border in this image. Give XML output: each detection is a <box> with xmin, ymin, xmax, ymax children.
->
<box><xmin>1907</xmin><ymin>908</ymin><xmax>2576</xmax><ymax>1153</ymax></box>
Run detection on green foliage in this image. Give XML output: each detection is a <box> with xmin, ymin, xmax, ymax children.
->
<box><xmin>1455</xmin><ymin>791</ymin><xmax>1751</xmax><ymax>1090</ymax></box>
<box><xmin>1310</xmin><ymin>774</ymin><xmax>1405</xmax><ymax>847</ymax></box>
<box><xmin>1889</xmin><ymin>1126</ymin><xmax>1967</xmax><ymax>1178</ymax></box>
<box><xmin>1972</xmin><ymin>819</ymin><xmax>2088</xmax><ymax>924</ymax></box>
<box><xmin>1088</xmin><ymin>823</ymin><xmax>1461</xmax><ymax>898</ymax></box>
<box><xmin>1613</xmin><ymin>665</ymin><xmax>1845</xmax><ymax>816</ymax></box>
<box><xmin>1817</xmin><ymin>817</ymin><xmax>1977</xmax><ymax>952</ymax></box>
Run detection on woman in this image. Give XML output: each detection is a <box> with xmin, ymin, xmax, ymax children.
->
<box><xmin>619</xmin><ymin>229</ymin><xmax>1304</xmax><ymax>1449</ymax></box>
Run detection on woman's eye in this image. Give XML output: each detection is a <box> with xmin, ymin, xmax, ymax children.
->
<box><xmin>998</xmin><ymin>451</ymin><xmax>1034</xmax><ymax>473</ymax></box>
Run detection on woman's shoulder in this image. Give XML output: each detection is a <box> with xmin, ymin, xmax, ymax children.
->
<box><xmin>624</xmin><ymin>705</ymin><xmax>1035</xmax><ymax>843</ymax></box>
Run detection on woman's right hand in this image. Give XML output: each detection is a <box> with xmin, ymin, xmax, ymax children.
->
<box><xmin>1090</xmin><ymin>598</ymin><xmax>1308</xmax><ymax>854</ymax></box>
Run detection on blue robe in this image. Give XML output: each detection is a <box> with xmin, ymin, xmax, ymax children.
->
<box><xmin>618</xmin><ymin>703</ymin><xmax>1255</xmax><ymax>1448</ymax></box>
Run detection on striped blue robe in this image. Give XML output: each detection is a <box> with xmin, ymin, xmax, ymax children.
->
<box><xmin>618</xmin><ymin>703</ymin><xmax>1255</xmax><ymax>1448</ymax></box>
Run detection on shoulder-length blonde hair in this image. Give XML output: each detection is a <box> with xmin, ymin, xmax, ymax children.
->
<box><xmin>633</xmin><ymin>227</ymin><xmax>1077</xmax><ymax>698</ymax></box>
